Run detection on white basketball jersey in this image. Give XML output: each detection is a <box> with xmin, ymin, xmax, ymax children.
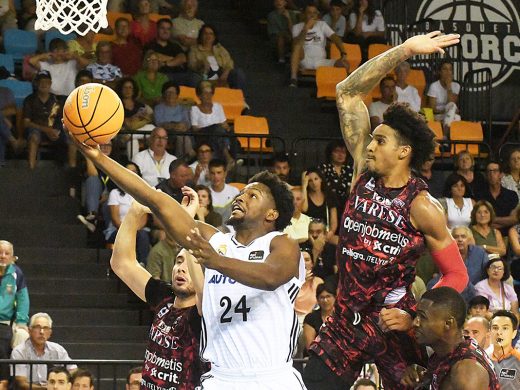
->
<box><xmin>201</xmin><ymin>231</ymin><xmax>305</xmax><ymax>370</ymax></box>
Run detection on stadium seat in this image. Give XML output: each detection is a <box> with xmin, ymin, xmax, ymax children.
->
<box><xmin>0</xmin><ymin>79</ymin><xmax>33</xmax><ymax>108</ymax></box>
<box><xmin>408</xmin><ymin>68</ymin><xmax>426</xmax><ymax>99</ymax></box>
<box><xmin>427</xmin><ymin>120</ymin><xmax>444</xmax><ymax>157</ymax></box>
<box><xmin>93</xmin><ymin>33</ymin><xmax>116</xmax><ymax>42</ymax></box>
<box><xmin>0</xmin><ymin>54</ymin><xmax>15</xmax><ymax>75</ymax></box>
<box><xmin>316</xmin><ymin>66</ymin><xmax>347</xmax><ymax>100</ymax></box>
<box><xmin>213</xmin><ymin>88</ymin><xmax>245</xmax><ymax>122</ymax></box>
<box><xmin>450</xmin><ymin>121</ymin><xmax>484</xmax><ymax>156</ymax></box>
<box><xmin>330</xmin><ymin>43</ymin><xmax>362</xmax><ymax>72</ymax></box>
<box><xmin>148</xmin><ymin>13</ymin><xmax>170</xmax><ymax>22</ymax></box>
<box><xmin>107</xmin><ymin>11</ymin><xmax>133</xmax><ymax>30</ymax></box>
<box><xmin>4</xmin><ymin>29</ymin><xmax>38</xmax><ymax>62</ymax></box>
<box><xmin>229</xmin><ymin>182</ymin><xmax>246</xmax><ymax>191</ymax></box>
<box><xmin>233</xmin><ymin>115</ymin><xmax>272</xmax><ymax>152</ymax></box>
<box><xmin>44</xmin><ymin>30</ymin><xmax>77</xmax><ymax>51</ymax></box>
<box><xmin>368</xmin><ymin>43</ymin><xmax>393</xmax><ymax>59</ymax></box>
<box><xmin>178</xmin><ymin>86</ymin><xmax>200</xmax><ymax>105</ymax></box>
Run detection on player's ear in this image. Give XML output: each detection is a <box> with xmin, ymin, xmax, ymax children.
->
<box><xmin>445</xmin><ymin>316</ymin><xmax>456</xmax><ymax>330</ymax></box>
<box><xmin>266</xmin><ymin>208</ymin><xmax>279</xmax><ymax>223</ymax></box>
<box><xmin>398</xmin><ymin>144</ymin><xmax>412</xmax><ymax>160</ymax></box>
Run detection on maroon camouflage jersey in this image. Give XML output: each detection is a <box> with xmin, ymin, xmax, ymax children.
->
<box><xmin>428</xmin><ymin>337</ymin><xmax>499</xmax><ymax>390</ymax></box>
<box><xmin>143</xmin><ymin>278</ymin><xmax>204</xmax><ymax>390</ymax></box>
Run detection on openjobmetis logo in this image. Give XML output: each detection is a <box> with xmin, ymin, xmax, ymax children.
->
<box><xmin>417</xmin><ymin>0</ymin><xmax>520</xmax><ymax>88</ymax></box>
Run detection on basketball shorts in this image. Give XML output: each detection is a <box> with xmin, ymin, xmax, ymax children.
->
<box><xmin>200</xmin><ymin>363</ymin><xmax>307</xmax><ymax>390</ymax></box>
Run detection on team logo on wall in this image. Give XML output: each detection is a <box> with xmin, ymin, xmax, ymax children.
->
<box><xmin>416</xmin><ymin>0</ymin><xmax>520</xmax><ymax>87</ymax></box>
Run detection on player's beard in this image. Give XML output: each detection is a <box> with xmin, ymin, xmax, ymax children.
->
<box><xmin>226</xmin><ymin>215</ymin><xmax>244</xmax><ymax>228</ymax></box>
<box><xmin>173</xmin><ymin>284</ymin><xmax>195</xmax><ymax>299</ymax></box>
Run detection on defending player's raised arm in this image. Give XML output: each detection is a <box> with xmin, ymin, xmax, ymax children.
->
<box><xmin>336</xmin><ymin>31</ymin><xmax>460</xmax><ymax>183</ymax></box>
<box><xmin>110</xmin><ymin>201</ymin><xmax>153</xmax><ymax>302</ymax></box>
<box><xmin>411</xmin><ymin>192</ymin><xmax>468</xmax><ymax>293</ymax></box>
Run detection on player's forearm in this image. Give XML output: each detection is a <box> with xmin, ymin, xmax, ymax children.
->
<box><xmin>111</xmin><ymin>212</ymin><xmax>140</xmax><ymax>271</ymax></box>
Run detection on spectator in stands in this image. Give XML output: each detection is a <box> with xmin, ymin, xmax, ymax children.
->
<box><xmin>105</xmin><ymin>162</ymin><xmax>151</xmax><ymax>264</ymax></box>
<box><xmin>134</xmin><ymin>50</ymin><xmax>169</xmax><ymax>106</ymax></box>
<box><xmin>451</xmin><ymin>226</ymin><xmax>488</xmax><ymax>289</ymax></box>
<box><xmin>418</xmin><ymin>154</ymin><xmax>443</xmax><ymax>199</ymax></box>
<box><xmin>271</xmin><ymin>153</ymin><xmax>298</xmax><ymax>186</ymax></box>
<box><xmin>475</xmin><ymin>259</ymin><xmax>519</xmax><ymax>316</ymax></box>
<box><xmin>146</xmin><ymin>18</ymin><xmax>200</xmax><ymax>87</ymax></box>
<box><xmin>146</xmin><ymin>236</ymin><xmax>181</xmax><ymax>283</ymax></box>
<box><xmin>395</xmin><ymin>61</ymin><xmax>421</xmax><ymax>112</ymax></box>
<box><xmin>470</xmin><ymin>200</ymin><xmax>507</xmax><ymax>258</ymax></box>
<box><xmin>468</xmin><ymin>295</ymin><xmax>491</xmax><ymax>319</ymax></box>
<box><xmin>488</xmin><ymin>310</ymin><xmax>520</xmax><ymax>389</ymax></box>
<box><xmin>426</xmin><ymin>59</ymin><xmax>461</xmax><ymax>133</ymax></box>
<box><xmin>475</xmin><ymin>161</ymin><xmax>519</xmax><ymax>237</ymax></box>
<box><xmin>194</xmin><ymin>184</ymin><xmax>223</xmax><ymax>228</ymax></box>
<box><xmin>295</xmin><ymin>250</ymin><xmax>324</xmax><ymax>328</ymax></box>
<box><xmin>463</xmin><ymin>316</ymin><xmax>491</xmax><ymax>350</ymax></box>
<box><xmin>75</xmin><ymin>69</ymin><xmax>94</xmax><ymax>86</ymax></box>
<box><xmin>23</xmin><ymin>71</ymin><xmax>71</xmax><ymax>170</ymax></box>
<box><xmin>190</xmin><ymin>142</ymin><xmax>213</xmax><ymax>186</ymax></box>
<box><xmin>501</xmin><ymin>148</ymin><xmax>520</xmax><ymax>199</ymax></box>
<box><xmin>439</xmin><ymin>173</ymin><xmax>474</xmax><ymax>229</ymax></box>
<box><xmin>116</xmin><ymin>77</ymin><xmax>154</xmax><ymax>159</ymax></box>
<box><xmin>302</xmin><ymin>219</ymin><xmax>337</xmax><ymax>280</ymax></box>
<box><xmin>29</xmin><ymin>38</ymin><xmax>88</xmax><ymax>98</ymax></box>
<box><xmin>111</xmin><ymin>17</ymin><xmax>144</xmax><ymax>77</ymax></box>
<box><xmin>77</xmin><ymin>142</ymin><xmax>116</xmax><ymax>232</ymax></box>
<box><xmin>301</xmin><ymin>168</ymin><xmax>338</xmax><ymax>239</ymax></box>
<box><xmin>47</xmin><ymin>367</ymin><xmax>72</xmax><ymax>390</ymax></box>
<box><xmin>86</xmin><ymin>41</ymin><xmax>123</xmax><ymax>89</ymax></box>
<box><xmin>323</xmin><ymin>0</ymin><xmax>347</xmax><ymax>39</ymax></box>
<box><xmin>11</xmin><ymin>313</ymin><xmax>76</xmax><ymax>390</ymax></box>
<box><xmin>508</xmin><ymin>207</ymin><xmax>520</xmax><ymax>259</ymax></box>
<box><xmin>190</xmin><ymin>81</ymin><xmax>236</xmax><ymax>167</ymax></box>
<box><xmin>132</xmin><ymin>127</ymin><xmax>177</xmax><ymax>187</ymax></box>
<box><xmin>154</xmin><ymin>81</ymin><xmax>193</xmax><ymax>158</ymax></box>
<box><xmin>71</xmin><ymin>369</ymin><xmax>94</xmax><ymax>390</ymax></box>
<box><xmin>0</xmin><ymin>87</ymin><xmax>25</xmax><ymax>167</ymax></box>
<box><xmin>172</xmin><ymin>0</ymin><xmax>204</xmax><ymax>51</ymax></box>
<box><xmin>345</xmin><ymin>0</ymin><xmax>386</xmax><ymax>63</ymax></box>
<box><xmin>18</xmin><ymin>0</ymin><xmax>36</xmax><ymax>32</ymax></box>
<box><xmin>454</xmin><ymin>150</ymin><xmax>485</xmax><ymax>198</ymax></box>
<box><xmin>131</xmin><ymin>0</ymin><xmax>157</xmax><ymax>47</ymax></box>
<box><xmin>284</xmin><ymin>186</ymin><xmax>312</xmax><ymax>244</ymax></box>
<box><xmin>67</xmin><ymin>31</ymin><xmax>97</xmax><ymax>64</ymax></box>
<box><xmin>267</xmin><ymin>0</ymin><xmax>298</xmax><ymax>64</ymax></box>
<box><xmin>0</xmin><ymin>0</ymin><xmax>17</xmax><ymax>33</ymax></box>
<box><xmin>125</xmin><ymin>367</ymin><xmax>142</xmax><ymax>390</ymax></box>
<box><xmin>0</xmin><ymin>240</ymin><xmax>29</xmax><ymax>388</ymax></box>
<box><xmin>208</xmin><ymin>158</ymin><xmax>239</xmax><ymax>222</ymax></box>
<box><xmin>368</xmin><ymin>75</ymin><xmax>396</xmax><ymax>130</ymax></box>
<box><xmin>188</xmin><ymin>24</ymin><xmax>247</xmax><ymax>92</ymax></box>
<box><xmin>318</xmin><ymin>139</ymin><xmax>353</xmax><ymax>208</ymax></box>
<box><xmin>352</xmin><ymin>378</ymin><xmax>377</xmax><ymax>390</ymax></box>
<box><xmin>156</xmin><ymin>159</ymin><xmax>193</xmax><ymax>203</ymax></box>
<box><xmin>289</xmin><ymin>4</ymin><xmax>348</xmax><ymax>87</ymax></box>
<box><xmin>303</xmin><ymin>282</ymin><xmax>336</xmax><ymax>352</ymax></box>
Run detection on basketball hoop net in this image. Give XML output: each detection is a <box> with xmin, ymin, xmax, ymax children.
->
<box><xmin>35</xmin><ymin>0</ymin><xmax>109</xmax><ymax>36</ymax></box>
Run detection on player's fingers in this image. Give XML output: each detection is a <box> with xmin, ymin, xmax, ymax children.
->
<box><xmin>425</xmin><ymin>30</ymin><xmax>441</xmax><ymax>38</ymax></box>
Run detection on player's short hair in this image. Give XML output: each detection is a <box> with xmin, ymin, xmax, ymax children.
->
<box><xmin>248</xmin><ymin>170</ymin><xmax>294</xmax><ymax>231</ymax></box>
<box><xmin>421</xmin><ymin>287</ymin><xmax>467</xmax><ymax>328</ymax></box>
<box><xmin>492</xmin><ymin>310</ymin><xmax>519</xmax><ymax>330</ymax></box>
<box><xmin>71</xmin><ymin>369</ymin><xmax>94</xmax><ymax>387</ymax></box>
<box><xmin>468</xmin><ymin>295</ymin><xmax>490</xmax><ymax>311</ymax></box>
<box><xmin>382</xmin><ymin>102</ymin><xmax>436</xmax><ymax>171</ymax></box>
<box><xmin>126</xmin><ymin>366</ymin><xmax>142</xmax><ymax>384</ymax></box>
<box><xmin>48</xmin><ymin>366</ymin><xmax>71</xmax><ymax>382</ymax></box>
<box><xmin>353</xmin><ymin>378</ymin><xmax>377</xmax><ymax>390</ymax></box>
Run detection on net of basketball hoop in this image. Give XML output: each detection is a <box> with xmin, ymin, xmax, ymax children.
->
<box><xmin>35</xmin><ymin>0</ymin><xmax>109</xmax><ymax>36</ymax></box>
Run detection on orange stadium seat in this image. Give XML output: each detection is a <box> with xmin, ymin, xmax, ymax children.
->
<box><xmin>233</xmin><ymin>115</ymin><xmax>272</xmax><ymax>152</ymax></box>
<box><xmin>229</xmin><ymin>182</ymin><xmax>246</xmax><ymax>191</ymax></box>
<box><xmin>330</xmin><ymin>43</ymin><xmax>362</xmax><ymax>72</ymax></box>
<box><xmin>368</xmin><ymin>43</ymin><xmax>393</xmax><ymax>59</ymax></box>
<box><xmin>178</xmin><ymin>86</ymin><xmax>200</xmax><ymax>105</ymax></box>
<box><xmin>93</xmin><ymin>33</ymin><xmax>116</xmax><ymax>42</ymax></box>
<box><xmin>450</xmin><ymin>121</ymin><xmax>484</xmax><ymax>157</ymax></box>
<box><xmin>428</xmin><ymin>120</ymin><xmax>444</xmax><ymax>157</ymax></box>
<box><xmin>213</xmin><ymin>87</ymin><xmax>245</xmax><ymax>122</ymax></box>
<box><xmin>316</xmin><ymin>66</ymin><xmax>347</xmax><ymax>100</ymax></box>
<box><xmin>149</xmin><ymin>13</ymin><xmax>170</xmax><ymax>22</ymax></box>
<box><xmin>408</xmin><ymin>69</ymin><xmax>426</xmax><ymax>99</ymax></box>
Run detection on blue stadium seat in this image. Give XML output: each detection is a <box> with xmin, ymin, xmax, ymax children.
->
<box><xmin>45</xmin><ymin>30</ymin><xmax>77</xmax><ymax>51</ymax></box>
<box><xmin>3</xmin><ymin>29</ymin><xmax>38</xmax><ymax>62</ymax></box>
<box><xmin>0</xmin><ymin>54</ymin><xmax>15</xmax><ymax>75</ymax></box>
<box><xmin>0</xmin><ymin>79</ymin><xmax>33</xmax><ymax>108</ymax></box>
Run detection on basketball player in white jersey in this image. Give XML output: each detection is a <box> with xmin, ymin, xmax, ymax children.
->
<box><xmin>64</xmin><ymin>138</ymin><xmax>307</xmax><ymax>389</ymax></box>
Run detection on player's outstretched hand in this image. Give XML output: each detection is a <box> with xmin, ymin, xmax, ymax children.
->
<box><xmin>63</xmin><ymin>122</ymin><xmax>102</xmax><ymax>161</ymax></box>
<box><xmin>403</xmin><ymin>31</ymin><xmax>460</xmax><ymax>56</ymax></box>
<box><xmin>128</xmin><ymin>200</ymin><xmax>152</xmax><ymax>217</ymax></box>
<box><xmin>186</xmin><ymin>227</ymin><xmax>220</xmax><ymax>269</ymax></box>
<box><xmin>401</xmin><ymin>364</ymin><xmax>428</xmax><ymax>388</ymax></box>
<box><xmin>181</xmin><ymin>186</ymin><xmax>199</xmax><ymax>218</ymax></box>
<box><xmin>379</xmin><ymin>307</ymin><xmax>413</xmax><ymax>332</ymax></box>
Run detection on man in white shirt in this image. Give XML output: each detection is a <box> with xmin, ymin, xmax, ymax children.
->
<box><xmin>132</xmin><ymin>127</ymin><xmax>177</xmax><ymax>187</ymax></box>
<box><xmin>284</xmin><ymin>186</ymin><xmax>312</xmax><ymax>243</ymax></box>
<box><xmin>189</xmin><ymin>142</ymin><xmax>213</xmax><ymax>186</ymax></box>
<box><xmin>368</xmin><ymin>75</ymin><xmax>396</xmax><ymax>130</ymax></box>
<box><xmin>208</xmin><ymin>158</ymin><xmax>239</xmax><ymax>223</ymax></box>
<box><xmin>172</xmin><ymin>0</ymin><xmax>204</xmax><ymax>51</ymax></box>
<box><xmin>289</xmin><ymin>4</ymin><xmax>349</xmax><ymax>87</ymax></box>
<box><xmin>395</xmin><ymin>61</ymin><xmax>421</xmax><ymax>112</ymax></box>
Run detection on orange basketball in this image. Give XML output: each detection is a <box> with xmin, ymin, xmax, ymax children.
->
<box><xmin>63</xmin><ymin>83</ymin><xmax>124</xmax><ymax>146</ymax></box>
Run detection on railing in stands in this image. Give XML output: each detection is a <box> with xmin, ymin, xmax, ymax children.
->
<box><xmin>289</xmin><ymin>136</ymin><xmax>343</xmax><ymax>171</ymax></box>
<box><xmin>460</xmin><ymin>68</ymin><xmax>493</xmax><ymax>142</ymax></box>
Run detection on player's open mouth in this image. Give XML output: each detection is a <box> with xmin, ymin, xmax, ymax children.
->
<box><xmin>175</xmin><ymin>276</ymin><xmax>187</xmax><ymax>284</ymax></box>
<box><xmin>231</xmin><ymin>204</ymin><xmax>244</xmax><ymax>213</ymax></box>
